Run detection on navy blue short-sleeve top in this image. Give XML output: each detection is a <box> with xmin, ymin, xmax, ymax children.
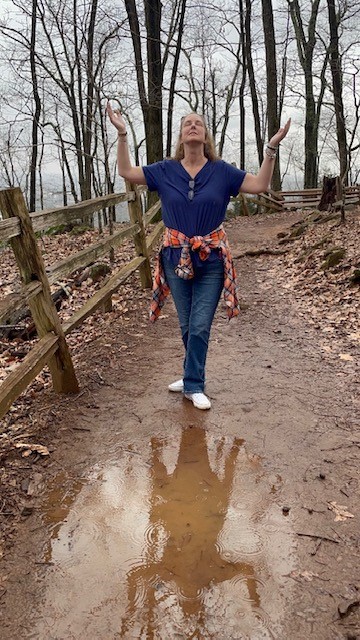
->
<box><xmin>143</xmin><ymin>158</ymin><xmax>246</xmax><ymax>236</ymax></box>
<box><xmin>142</xmin><ymin>158</ymin><xmax>246</xmax><ymax>265</ymax></box>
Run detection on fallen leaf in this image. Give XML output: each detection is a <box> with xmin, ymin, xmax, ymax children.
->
<box><xmin>339</xmin><ymin>353</ymin><xmax>354</xmax><ymax>361</ymax></box>
<box><xmin>15</xmin><ymin>443</ymin><xmax>50</xmax><ymax>457</ymax></box>
<box><xmin>327</xmin><ymin>501</ymin><xmax>354</xmax><ymax>521</ymax></box>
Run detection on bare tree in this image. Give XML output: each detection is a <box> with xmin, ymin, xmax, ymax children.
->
<box><xmin>346</xmin><ymin>65</ymin><xmax>360</xmax><ymax>183</ymax></box>
<box><xmin>261</xmin><ymin>0</ymin><xmax>281</xmax><ymax>190</ymax></box>
<box><xmin>287</xmin><ymin>0</ymin><xmax>328</xmax><ymax>188</ymax></box>
<box><xmin>326</xmin><ymin>0</ymin><xmax>348</xmax><ymax>183</ymax></box>
<box><xmin>124</xmin><ymin>0</ymin><xmax>163</xmax><ymax>164</ymax></box>
<box><xmin>165</xmin><ymin>0</ymin><xmax>187</xmax><ymax>156</ymax></box>
<box><xmin>29</xmin><ymin>0</ymin><xmax>41</xmax><ymax>211</ymax></box>
<box><xmin>0</xmin><ymin>0</ymin><xmax>125</xmax><ymax>205</ymax></box>
<box><xmin>174</xmin><ymin>4</ymin><xmax>243</xmax><ymax>158</ymax></box>
<box><xmin>244</xmin><ymin>0</ymin><xmax>264</xmax><ymax>166</ymax></box>
<box><xmin>0</xmin><ymin>123</ymin><xmax>28</xmax><ymax>189</ymax></box>
<box><xmin>236</xmin><ymin>0</ymin><xmax>248</xmax><ymax>169</ymax></box>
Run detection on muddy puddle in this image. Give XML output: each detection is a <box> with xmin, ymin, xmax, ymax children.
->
<box><xmin>27</xmin><ymin>426</ymin><xmax>295</xmax><ymax>639</ymax></box>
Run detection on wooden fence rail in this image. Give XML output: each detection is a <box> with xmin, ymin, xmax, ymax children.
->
<box><xmin>280</xmin><ymin>185</ymin><xmax>360</xmax><ymax>210</ymax></box>
<box><xmin>235</xmin><ymin>185</ymin><xmax>360</xmax><ymax>214</ymax></box>
<box><xmin>0</xmin><ymin>185</ymin><xmax>163</xmax><ymax>422</ymax></box>
<box><xmin>232</xmin><ymin>185</ymin><xmax>360</xmax><ymax>215</ymax></box>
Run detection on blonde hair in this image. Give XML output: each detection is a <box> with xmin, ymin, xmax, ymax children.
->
<box><xmin>172</xmin><ymin>113</ymin><xmax>219</xmax><ymax>162</ymax></box>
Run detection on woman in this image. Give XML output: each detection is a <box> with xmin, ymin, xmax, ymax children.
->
<box><xmin>106</xmin><ymin>104</ymin><xmax>290</xmax><ymax>410</ymax></box>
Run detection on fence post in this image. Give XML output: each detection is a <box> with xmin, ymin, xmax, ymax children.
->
<box><xmin>336</xmin><ymin>175</ymin><xmax>345</xmax><ymax>224</ymax></box>
<box><xmin>125</xmin><ymin>181</ymin><xmax>153</xmax><ymax>288</ymax></box>
<box><xmin>0</xmin><ymin>187</ymin><xmax>79</xmax><ymax>394</ymax></box>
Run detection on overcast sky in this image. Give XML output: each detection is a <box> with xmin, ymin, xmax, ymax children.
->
<box><xmin>0</xmin><ymin>0</ymin><xmax>359</xmax><ymax>197</ymax></box>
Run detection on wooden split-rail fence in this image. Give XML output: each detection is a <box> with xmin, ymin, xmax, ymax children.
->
<box><xmin>0</xmin><ymin>183</ymin><xmax>163</xmax><ymax>422</ymax></box>
<box><xmin>246</xmin><ymin>184</ymin><xmax>360</xmax><ymax>214</ymax></box>
<box><xmin>1</xmin><ymin>181</ymin><xmax>359</xmax><ymax>422</ymax></box>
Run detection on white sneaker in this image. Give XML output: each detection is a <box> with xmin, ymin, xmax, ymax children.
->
<box><xmin>184</xmin><ymin>392</ymin><xmax>211</xmax><ymax>410</ymax></box>
<box><xmin>168</xmin><ymin>379</ymin><xmax>207</xmax><ymax>393</ymax></box>
<box><xmin>168</xmin><ymin>378</ymin><xmax>184</xmax><ymax>393</ymax></box>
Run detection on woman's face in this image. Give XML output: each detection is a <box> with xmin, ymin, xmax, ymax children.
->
<box><xmin>181</xmin><ymin>113</ymin><xmax>207</xmax><ymax>145</ymax></box>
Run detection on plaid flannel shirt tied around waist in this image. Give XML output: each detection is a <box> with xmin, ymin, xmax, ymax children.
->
<box><xmin>150</xmin><ymin>224</ymin><xmax>239</xmax><ymax>323</ymax></box>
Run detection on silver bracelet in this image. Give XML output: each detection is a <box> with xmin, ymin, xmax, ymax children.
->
<box><xmin>265</xmin><ymin>147</ymin><xmax>277</xmax><ymax>159</ymax></box>
<box><xmin>118</xmin><ymin>131</ymin><xmax>127</xmax><ymax>138</ymax></box>
<box><xmin>266</xmin><ymin>143</ymin><xmax>278</xmax><ymax>151</ymax></box>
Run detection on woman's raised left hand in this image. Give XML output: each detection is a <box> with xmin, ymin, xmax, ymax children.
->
<box><xmin>106</xmin><ymin>101</ymin><xmax>127</xmax><ymax>134</ymax></box>
<box><xmin>268</xmin><ymin>118</ymin><xmax>291</xmax><ymax>148</ymax></box>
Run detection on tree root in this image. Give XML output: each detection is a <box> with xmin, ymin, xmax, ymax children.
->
<box><xmin>234</xmin><ymin>247</ymin><xmax>288</xmax><ymax>259</ymax></box>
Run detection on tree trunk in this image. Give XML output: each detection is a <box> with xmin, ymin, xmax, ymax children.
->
<box><xmin>261</xmin><ymin>0</ymin><xmax>281</xmax><ymax>190</ymax></box>
<box><xmin>288</xmin><ymin>0</ymin><xmax>322</xmax><ymax>188</ymax></box>
<box><xmin>166</xmin><ymin>0</ymin><xmax>187</xmax><ymax>156</ymax></box>
<box><xmin>245</xmin><ymin>0</ymin><xmax>263</xmax><ymax>167</ymax></box>
<box><xmin>125</xmin><ymin>0</ymin><xmax>164</xmax><ymax>166</ymax></box>
<box><xmin>83</xmin><ymin>0</ymin><xmax>98</xmax><ymax>201</ymax></box>
<box><xmin>144</xmin><ymin>0</ymin><xmax>163</xmax><ymax>164</ymax></box>
<box><xmin>218</xmin><ymin>58</ymin><xmax>242</xmax><ymax>158</ymax></box>
<box><xmin>318</xmin><ymin>175</ymin><xmax>337</xmax><ymax>211</ymax></box>
<box><xmin>29</xmin><ymin>0</ymin><xmax>41</xmax><ymax>212</ymax></box>
<box><xmin>327</xmin><ymin>0</ymin><xmax>348</xmax><ymax>184</ymax></box>
<box><xmin>239</xmin><ymin>0</ymin><xmax>246</xmax><ymax>169</ymax></box>
<box><xmin>304</xmin><ymin>71</ymin><xmax>318</xmax><ymax>188</ymax></box>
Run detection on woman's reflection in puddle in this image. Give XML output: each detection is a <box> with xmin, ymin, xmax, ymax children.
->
<box><xmin>121</xmin><ymin>426</ymin><xmax>260</xmax><ymax>637</ymax></box>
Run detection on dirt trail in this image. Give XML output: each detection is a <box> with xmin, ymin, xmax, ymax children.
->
<box><xmin>1</xmin><ymin>212</ymin><xmax>359</xmax><ymax>639</ymax></box>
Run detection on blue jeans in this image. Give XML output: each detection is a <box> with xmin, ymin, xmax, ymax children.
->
<box><xmin>162</xmin><ymin>254</ymin><xmax>224</xmax><ymax>393</ymax></box>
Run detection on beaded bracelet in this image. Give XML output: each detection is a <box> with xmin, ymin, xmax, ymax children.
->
<box><xmin>265</xmin><ymin>142</ymin><xmax>278</xmax><ymax>158</ymax></box>
<box><xmin>265</xmin><ymin>146</ymin><xmax>277</xmax><ymax>159</ymax></box>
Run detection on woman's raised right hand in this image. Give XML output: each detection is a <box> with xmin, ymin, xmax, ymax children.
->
<box><xmin>106</xmin><ymin>101</ymin><xmax>127</xmax><ymax>134</ymax></box>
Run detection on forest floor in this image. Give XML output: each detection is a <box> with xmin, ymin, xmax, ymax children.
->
<box><xmin>0</xmin><ymin>207</ymin><xmax>359</xmax><ymax>639</ymax></box>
